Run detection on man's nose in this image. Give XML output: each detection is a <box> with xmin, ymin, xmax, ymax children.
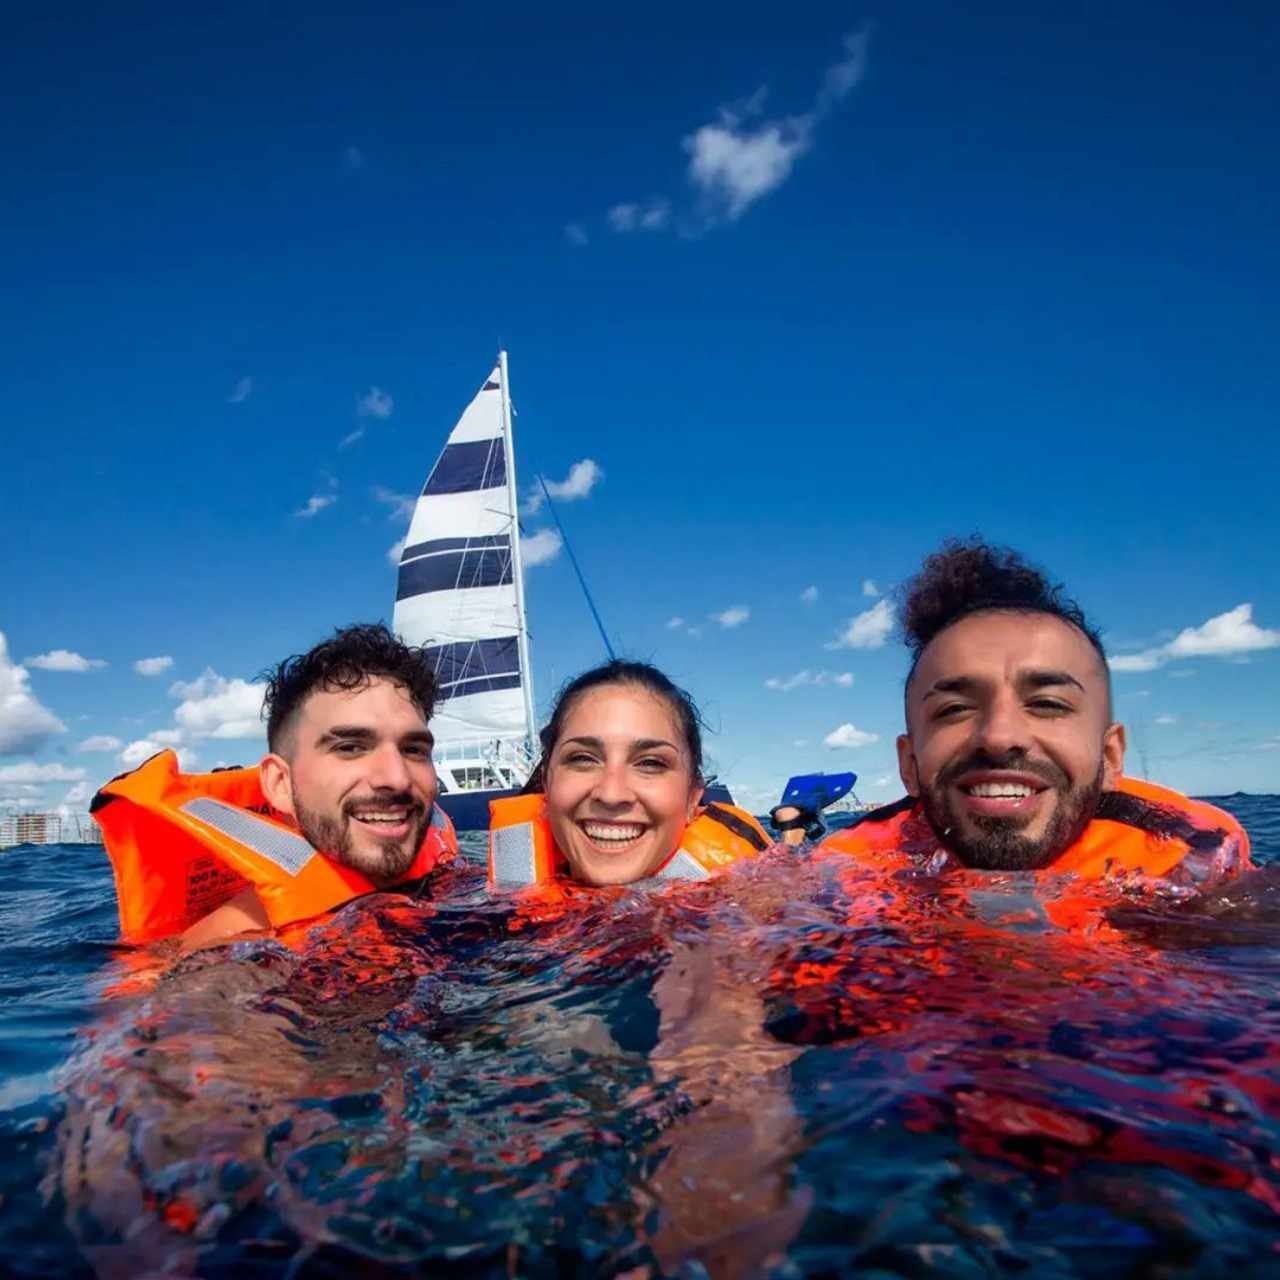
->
<box><xmin>973</xmin><ymin>693</ymin><xmax>1029</xmax><ymax>757</ymax></box>
<box><xmin>366</xmin><ymin>743</ymin><xmax>413</xmax><ymax>791</ymax></box>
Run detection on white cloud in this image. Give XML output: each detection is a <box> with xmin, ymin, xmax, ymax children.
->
<box><xmin>357</xmin><ymin>386</ymin><xmax>394</xmax><ymax>419</ymax></box>
<box><xmin>862</xmin><ymin>578</ymin><xmax>881</xmax><ymax>598</ymax></box>
<box><xmin>800</xmin><ymin>585</ymin><xmax>819</xmax><ymax>604</ymax></box>
<box><xmin>133</xmin><ymin>655</ymin><xmax>173</xmax><ymax>677</ymax></box>
<box><xmin>521</xmin><ymin>529</ymin><xmax>563</xmax><ymax>567</ymax></box>
<box><xmin>827</xmin><ymin>597</ymin><xmax>894</xmax><ymax>650</ymax></box>
<box><xmin>823</xmin><ymin>723</ymin><xmax>879</xmax><ymax>749</ymax></box>
<box><xmin>295</xmin><ymin>494</ymin><xmax>337</xmax><ymax>519</ymax></box>
<box><xmin>1154</xmin><ymin>714</ymin><xmax>1179</xmax><ymax>726</ymax></box>
<box><xmin>0</xmin><ymin>633</ymin><xmax>65</xmax><ymax>754</ymax></box>
<box><xmin>1110</xmin><ymin>603</ymin><xmax>1280</xmax><ymax>673</ymax></box>
<box><xmin>765</xmin><ymin>669</ymin><xmax>854</xmax><ymax>692</ymax></box>
<box><xmin>524</xmin><ymin>459</ymin><xmax>604</xmax><ymax>514</ymax></box>
<box><xmin>339</xmin><ymin>428</ymin><xmax>365</xmax><ymax>450</ymax></box>
<box><xmin>150</xmin><ymin>727</ymin><xmax>185</xmax><ymax>745</ymax></box>
<box><xmin>24</xmin><ymin>650</ymin><xmax>106</xmax><ymax>672</ymax></box>
<box><xmin>169</xmin><ymin>671</ymin><xmax>266</xmax><ymax>740</ymax></box>
<box><xmin>62</xmin><ymin>780</ymin><xmax>92</xmax><ymax>806</ymax></box>
<box><xmin>608</xmin><ymin>199</ymin><xmax>671</xmax><ymax>233</ymax></box>
<box><xmin>0</xmin><ymin>782</ymin><xmax>40</xmax><ymax>799</ymax></box>
<box><xmin>78</xmin><ymin>734</ymin><xmax>122</xmax><ymax>752</ymax></box>
<box><xmin>685</xmin><ymin>117</ymin><xmax>812</xmax><ymax>221</ymax></box>
<box><xmin>387</xmin><ymin>537</ymin><xmax>406</xmax><ymax>566</ymax></box>
<box><xmin>228</xmin><ymin>376</ymin><xmax>252</xmax><ymax>404</ymax></box>
<box><xmin>712</xmin><ymin>605</ymin><xmax>750</xmax><ymax>629</ymax></box>
<box><xmin>119</xmin><ymin>739</ymin><xmax>198</xmax><ymax>770</ymax></box>
<box><xmin>373</xmin><ymin>485</ymin><xmax>417</xmax><ymax>523</ymax></box>
<box><xmin>684</xmin><ymin>28</ymin><xmax>869</xmax><ymax>222</ymax></box>
<box><xmin>666</xmin><ymin>617</ymin><xmax>685</xmax><ymax>630</ymax></box>
<box><xmin>0</xmin><ymin>761</ymin><xmax>85</xmax><ymax>784</ymax></box>
<box><xmin>564</xmin><ymin>222</ymin><xmax>589</xmax><ymax>246</ymax></box>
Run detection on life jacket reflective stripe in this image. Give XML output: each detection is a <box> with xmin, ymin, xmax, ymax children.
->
<box><xmin>91</xmin><ymin>749</ymin><xmax>458</xmax><ymax>942</ymax></box>
<box><xmin>816</xmin><ymin>775</ymin><xmax>1250</xmax><ymax>880</ymax></box>
<box><xmin>487</xmin><ymin>793</ymin><xmax>771</xmax><ymax>888</ymax></box>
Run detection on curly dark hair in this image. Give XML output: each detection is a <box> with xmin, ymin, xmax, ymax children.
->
<box><xmin>263</xmin><ymin>623</ymin><xmax>438</xmax><ymax>753</ymax></box>
<box><xmin>902</xmin><ymin>537</ymin><xmax>1108</xmax><ymax>684</ymax></box>
<box><xmin>523</xmin><ymin>659</ymin><xmax>705</xmax><ymax>793</ymax></box>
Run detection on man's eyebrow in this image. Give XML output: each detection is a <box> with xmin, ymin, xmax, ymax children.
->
<box><xmin>316</xmin><ymin>726</ymin><xmax>377</xmax><ymax>744</ymax></box>
<box><xmin>1020</xmin><ymin>669</ymin><xmax>1085</xmax><ymax>693</ymax></box>
<box><xmin>920</xmin><ymin>676</ymin><xmax>983</xmax><ymax>703</ymax></box>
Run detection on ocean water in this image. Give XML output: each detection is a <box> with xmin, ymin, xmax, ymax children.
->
<box><xmin>1</xmin><ymin>795</ymin><xmax>1277</xmax><ymax>1278</ymax></box>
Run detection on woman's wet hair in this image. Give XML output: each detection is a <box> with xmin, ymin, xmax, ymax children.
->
<box><xmin>527</xmin><ymin>660</ymin><xmax>705</xmax><ymax>792</ymax></box>
<box><xmin>263</xmin><ymin>623</ymin><xmax>438</xmax><ymax>753</ymax></box>
<box><xmin>901</xmin><ymin>537</ymin><xmax>1109</xmax><ymax>687</ymax></box>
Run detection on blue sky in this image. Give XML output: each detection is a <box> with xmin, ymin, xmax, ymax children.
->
<box><xmin>4</xmin><ymin>1</ymin><xmax>1278</xmax><ymax>817</ymax></box>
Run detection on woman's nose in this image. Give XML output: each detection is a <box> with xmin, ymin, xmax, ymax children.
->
<box><xmin>591</xmin><ymin>760</ymin><xmax>636</xmax><ymax>806</ymax></box>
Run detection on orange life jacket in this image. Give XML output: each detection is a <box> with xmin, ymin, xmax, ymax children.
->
<box><xmin>92</xmin><ymin>749</ymin><xmax>458</xmax><ymax>943</ymax></box>
<box><xmin>487</xmin><ymin>793</ymin><xmax>772</xmax><ymax>888</ymax></box>
<box><xmin>817</xmin><ymin>776</ymin><xmax>1250</xmax><ymax>883</ymax></box>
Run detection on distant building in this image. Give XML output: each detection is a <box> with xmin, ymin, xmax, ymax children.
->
<box><xmin>0</xmin><ymin>811</ymin><xmax>104</xmax><ymax>849</ymax></box>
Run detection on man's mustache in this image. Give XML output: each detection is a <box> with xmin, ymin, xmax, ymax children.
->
<box><xmin>935</xmin><ymin>749</ymin><xmax>1069</xmax><ymax>791</ymax></box>
<box><xmin>341</xmin><ymin>791</ymin><xmax>423</xmax><ymax>817</ymax></box>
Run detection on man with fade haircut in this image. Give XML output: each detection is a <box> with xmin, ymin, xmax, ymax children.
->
<box><xmin>818</xmin><ymin>540</ymin><xmax>1250</xmax><ymax>886</ymax></box>
<box><xmin>95</xmin><ymin>624</ymin><xmax>457</xmax><ymax>949</ymax></box>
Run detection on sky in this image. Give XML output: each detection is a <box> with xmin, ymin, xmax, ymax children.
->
<box><xmin>4</xmin><ymin>1</ymin><xmax>1278</xmax><ymax>819</ymax></box>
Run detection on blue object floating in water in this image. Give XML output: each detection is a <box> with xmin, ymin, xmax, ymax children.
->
<box><xmin>779</xmin><ymin>772</ymin><xmax>857</xmax><ymax>812</ymax></box>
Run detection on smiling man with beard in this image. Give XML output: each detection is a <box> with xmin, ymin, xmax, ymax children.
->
<box><xmin>178</xmin><ymin>624</ymin><xmax>449</xmax><ymax>948</ymax></box>
<box><xmin>819</xmin><ymin>540</ymin><xmax>1250</xmax><ymax>885</ymax></box>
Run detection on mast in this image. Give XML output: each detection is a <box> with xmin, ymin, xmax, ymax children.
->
<box><xmin>499</xmin><ymin>349</ymin><xmax>538</xmax><ymax>748</ymax></box>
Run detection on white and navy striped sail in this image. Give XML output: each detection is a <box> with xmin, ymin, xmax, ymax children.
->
<box><xmin>393</xmin><ymin>362</ymin><xmax>530</xmax><ymax>748</ymax></box>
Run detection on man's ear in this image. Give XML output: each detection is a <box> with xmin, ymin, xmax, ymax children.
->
<box><xmin>897</xmin><ymin>734</ymin><xmax>920</xmax><ymax>796</ymax></box>
<box><xmin>1101</xmin><ymin>723</ymin><xmax>1126</xmax><ymax>789</ymax></box>
<box><xmin>259</xmin><ymin>752</ymin><xmax>296</xmax><ymax>817</ymax></box>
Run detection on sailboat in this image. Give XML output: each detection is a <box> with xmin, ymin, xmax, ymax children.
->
<box><xmin>392</xmin><ymin>352</ymin><xmax>537</xmax><ymax>831</ymax></box>
<box><xmin>393</xmin><ymin>352</ymin><xmax>735</xmax><ymax>831</ymax></box>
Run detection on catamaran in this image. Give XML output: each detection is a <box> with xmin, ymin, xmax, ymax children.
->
<box><xmin>392</xmin><ymin>353</ymin><xmax>537</xmax><ymax>831</ymax></box>
<box><xmin>393</xmin><ymin>352</ymin><xmax>734</xmax><ymax>831</ymax></box>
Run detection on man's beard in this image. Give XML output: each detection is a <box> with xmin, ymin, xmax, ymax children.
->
<box><xmin>292</xmin><ymin>789</ymin><xmax>429</xmax><ymax>886</ymax></box>
<box><xmin>918</xmin><ymin>750</ymin><xmax>1105</xmax><ymax>871</ymax></box>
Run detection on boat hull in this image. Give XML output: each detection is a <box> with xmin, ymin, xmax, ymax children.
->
<box><xmin>438</xmin><ymin>782</ymin><xmax>735</xmax><ymax>833</ymax></box>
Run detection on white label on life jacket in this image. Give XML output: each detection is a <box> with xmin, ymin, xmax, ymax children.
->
<box><xmin>181</xmin><ymin>798</ymin><xmax>317</xmax><ymax>878</ymax></box>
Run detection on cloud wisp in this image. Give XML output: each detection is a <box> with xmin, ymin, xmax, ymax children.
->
<box><xmin>712</xmin><ymin>605</ymin><xmax>751</xmax><ymax>629</ymax></box>
<box><xmin>78</xmin><ymin>734</ymin><xmax>123</xmax><ymax>752</ymax></box>
<box><xmin>357</xmin><ymin>387</ymin><xmax>394</xmax><ymax>420</ymax></box>
<box><xmin>0</xmin><ymin>632</ymin><xmax>66</xmax><ymax>754</ymax></box>
<box><xmin>823</xmin><ymin>722</ymin><xmax>879</xmax><ymax>749</ymax></box>
<box><xmin>521</xmin><ymin>529</ymin><xmax>563</xmax><ymax>568</ymax></box>
<box><xmin>599</xmin><ymin>27</ymin><xmax>870</xmax><ymax>236</ymax></box>
<box><xmin>765</xmin><ymin>669</ymin><xmax>854</xmax><ymax>692</ymax></box>
<box><xmin>524</xmin><ymin>460</ymin><xmax>604</xmax><ymax>514</ymax></box>
<box><xmin>827</xmin><ymin>597</ymin><xmax>894</xmax><ymax>650</ymax></box>
<box><xmin>134</xmin><ymin>656</ymin><xmax>173</xmax><ymax>677</ymax></box>
<box><xmin>296</xmin><ymin>494</ymin><xmax>337</xmax><ymax>519</ymax></box>
<box><xmin>24</xmin><ymin>650</ymin><xmax>106</xmax><ymax>672</ymax></box>
<box><xmin>800</xmin><ymin>586</ymin><xmax>819</xmax><ymax>604</ymax></box>
<box><xmin>862</xmin><ymin>578</ymin><xmax>881</xmax><ymax>598</ymax></box>
<box><xmin>1110</xmin><ymin>604</ymin><xmax>1280</xmax><ymax>673</ymax></box>
<box><xmin>228</xmin><ymin>376</ymin><xmax>252</xmax><ymax>404</ymax></box>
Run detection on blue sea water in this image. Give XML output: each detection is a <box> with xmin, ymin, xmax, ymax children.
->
<box><xmin>1</xmin><ymin>795</ymin><xmax>1278</xmax><ymax>1278</ymax></box>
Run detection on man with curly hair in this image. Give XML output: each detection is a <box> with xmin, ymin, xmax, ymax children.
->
<box><xmin>181</xmin><ymin>623</ymin><xmax>445</xmax><ymax>947</ymax></box>
<box><xmin>820</xmin><ymin>540</ymin><xmax>1249</xmax><ymax>881</ymax></box>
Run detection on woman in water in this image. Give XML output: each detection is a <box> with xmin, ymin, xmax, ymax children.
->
<box><xmin>489</xmin><ymin>660</ymin><xmax>772</xmax><ymax>888</ymax></box>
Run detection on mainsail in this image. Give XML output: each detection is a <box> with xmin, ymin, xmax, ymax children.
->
<box><xmin>392</xmin><ymin>353</ymin><xmax>536</xmax><ymax>770</ymax></box>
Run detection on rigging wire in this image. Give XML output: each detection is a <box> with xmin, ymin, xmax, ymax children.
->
<box><xmin>535</xmin><ymin>474</ymin><xmax>617</xmax><ymax>661</ymax></box>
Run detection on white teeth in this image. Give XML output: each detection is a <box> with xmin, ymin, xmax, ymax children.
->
<box><xmin>353</xmin><ymin>810</ymin><xmax>409</xmax><ymax>823</ymax></box>
<box><xmin>966</xmin><ymin>783</ymin><xmax>1034</xmax><ymax>798</ymax></box>
<box><xmin>582</xmin><ymin>822</ymin><xmax>644</xmax><ymax>843</ymax></box>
